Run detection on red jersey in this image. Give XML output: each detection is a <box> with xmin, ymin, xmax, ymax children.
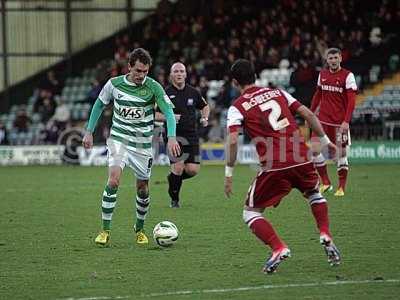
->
<box><xmin>311</xmin><ymin>68</ymin><xmax>357</xmax><ymax>126</ymax></box>
<box><xmin>227</xmin><ymin>86</ymin><xmax>310</xmax><ymax>171</ymax></box>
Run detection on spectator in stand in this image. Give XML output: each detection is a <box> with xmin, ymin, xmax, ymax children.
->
<box><xmin>216</xmin><ymin>76</ymin><xmax>239</xmax><ymax>109</ymax></box>
<box><xmin>13</xmin><ymin>107</ymin><xmax>31</xmax><ymax>133</ymax></box>
<box><xmin>0</xmin><ymin>122</ymin><xmax>8</xmax><ymax>145</ymax></box>
<box><xmin>94</xmin><ymin>61</ymin><xmax>110</xmax><ymax>86</ymax></box>
<box><xmin>110</xmin><ymin>62</ymin><xmax>120</xmax><ymax>77</ymax></box>
<box><xmin>41</xmin><ymin>97</ymin><xmax>71</xmax><ymax>144</ymax></box>
<box><xmin>115</xmin><ymin>46</ymin><xmax>129</xmax><ymax>68</ymax></box>
<box><xmin>48</xmin><ymin>97</ymin><xmax>70</xmax><ymax>133</ymax></box>
<box><xmin>38</xmin><ymin>97</ymin><xmax>56</xmax><ymax>124</ymax></box>
<box><xmin>155</xmin><ymin>67</ymin><xmax>168</xmax><ymax>87</ymax></box>
<box><xmin>87</xmin><ymin>79</ymin><xmax>103</xmax><ymax>105</ymax></box>
<box><xmin>34</xmin><ymin>89</ymin><xmax>53</xmax><ymax>113</ymax></box>
<box><xmin>198</xmin><ymin>76</ymin><xmax>209</xmax><ymax>99</ymax></box>
<box><xmin>369</xmin><ymin>27</ymin><xmax>382</xmax><ymax>47</ymax></box>
<box><xmin>39</xmin><ymin>71</ymin><xmax>62</xmax><ymax>96</ymax></box>
<box><xmin>290</xmin><ymin>60</ymin><xmax>318</xmax><ymax>106</ymax></box>
<box><xmin>42</xmin><ymin>122</ymin><xmax>59</xmax><ymax>144</ymax></box>
<box><xmin>156</xmin><ymin>0</ymin><xmax>173</xmax><ymax>17</ymax></box>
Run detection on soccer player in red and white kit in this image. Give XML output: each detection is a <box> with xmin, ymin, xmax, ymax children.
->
<box><xmin>310</xmin><ymin>48</ymin><xmax>357</xmax><ymax>197</ymax></box>
<box><xmin>224</xmin><ymin>59</ymin><xmax>341</xmax><ymax>274</ymax></box>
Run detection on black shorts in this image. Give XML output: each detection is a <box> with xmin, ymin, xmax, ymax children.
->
<box><xmin>170</xmin><ymin>143</ymin><xmax>200</xmax><ymax>164</ymax></box>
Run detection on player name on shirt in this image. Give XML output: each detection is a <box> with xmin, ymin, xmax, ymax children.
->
<box><xmin>241</xmin><ymin>89</ymin><xmax>282</xmax><ymax>110</ymax></box>
<box><xmin>227</xmin><ymin>86</ymin><xmax>311</xmax><ymax>171</ymax></box>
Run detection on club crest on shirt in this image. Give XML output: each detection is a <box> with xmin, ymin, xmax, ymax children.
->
<box><xmin>187</xmin><ymin>98</ymin><xmax>194</xmax><ymax>106</ymax></box>
<box><xmin>140</xmin><ymin>89</ymin><xmax>147</xmax><ymax>96</ymax></box>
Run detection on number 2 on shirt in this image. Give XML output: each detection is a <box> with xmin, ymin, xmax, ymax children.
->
<box><xmin>259</xmin><ymin>100</ymin><xmax>290</xmax><ymax>131</ymax></box>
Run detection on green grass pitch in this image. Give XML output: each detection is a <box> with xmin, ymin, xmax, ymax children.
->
<box><xmin>1</xmin><ymin>164</ymin><xmax>400</xmax><ymax>299</ymax></box>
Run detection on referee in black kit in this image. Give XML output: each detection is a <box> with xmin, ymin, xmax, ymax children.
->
<box><xmin>156</xmin><ymin>62</ymin><xmax>210</xmax><ymax>208</ymax></box>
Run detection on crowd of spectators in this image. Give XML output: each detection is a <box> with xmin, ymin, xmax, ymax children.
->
<box><xmin>3</xmin><ymin>0</ymin><xmax>400</xmax><ymax>145</ymax></box>
<box><xmin>34</xmin><ymin>71</ymin><xmax>72</xmax><ymax>143</ymax></box>
<box><xmin>104</xmin><ymin>0</ymin><xmax>399</xmax><ymax>142</ymax></box>
<box><xmin>5</xmin><ymin>70</ymin><xmax>72</xmax><ymax>145</ymax></box>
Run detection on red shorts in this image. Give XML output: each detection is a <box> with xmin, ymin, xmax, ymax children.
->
<box><xmin>245</xmin><ymin>162</ymin><xmax>319</xmax><ymax>209</ymax></box>
<box><xmin>311</xmin><ymin>123</ymin><xmax>351</xmax><ymax>148</ymax></box>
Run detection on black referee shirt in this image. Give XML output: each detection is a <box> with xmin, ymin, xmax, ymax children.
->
<box><xmin>165</xmin><ymin>84</ymin><xmax>208</xmax><ymax>145</ymax></box>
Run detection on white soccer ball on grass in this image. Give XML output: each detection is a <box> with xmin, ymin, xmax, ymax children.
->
<box><xmin>153</xmin><ymin>221</ymin><xmax>179</xmax><ymax>247</ymax></box>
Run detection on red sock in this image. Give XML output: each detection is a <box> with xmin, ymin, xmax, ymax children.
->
<box><xmin>311</xmin><ymin>202</ymin><xmax>331</xmax><ymax>237</ymax></box>
<box><xmin>338</xmin><ymin>168</ymin><xmax>348</xmax><ymax>190</ymax></box>
<box><xmin>316</xmin><ymin>165</ymin><xmax>331</xmax><ymax>186</ymax></box>
<box><xmin>249</xmin><ymin>218</ymin><xmax>286</xmax><ymax>251</ymax></box>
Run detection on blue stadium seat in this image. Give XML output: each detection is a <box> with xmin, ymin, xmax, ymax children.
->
<box><xmin>383</xmin><ymin>94</ymin><xmax>393</xmax><ymax>101</ymax></box>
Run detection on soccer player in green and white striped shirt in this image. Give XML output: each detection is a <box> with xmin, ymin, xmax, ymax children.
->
<box><xmin>82</xmin><ymin>48</ymin><xmax>180</xmax><ymax>246</ymax></box>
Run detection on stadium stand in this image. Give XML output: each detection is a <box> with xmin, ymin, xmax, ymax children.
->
<box><xmin>1</xmin><ymin>0</ymin><xmax>399</xmax><ymax>145</ymax></box>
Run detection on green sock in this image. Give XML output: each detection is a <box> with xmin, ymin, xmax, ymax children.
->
<box><xmin>135</xmin><ymin>219</ymin><xmax>145</xmax><ymax>232</ymax></box>
<box><xmin>135</xmin><ymin>195</ymin><xmax>150</xmax><ymax>231</ymax></box>
<box><xmin>102</xmin><ymin>185</ymin><xmax>118</xmax><ymax>230</ymax></box>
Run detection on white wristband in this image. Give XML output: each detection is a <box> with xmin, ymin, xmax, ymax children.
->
<box><xmin>225</xmin><ymin>166</ymin><xmax>234</xmax><ymax>177</ymax></box>
<box><xmin>320</xmin><ymin>134</ymin><xmax>331</xmax><ymax>147</ymax></box>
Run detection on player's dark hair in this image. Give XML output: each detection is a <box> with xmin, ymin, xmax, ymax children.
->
<box><xmin>230</xmin><ymin>59</ymin><xmax>256</xmax><ymax>86</ymax></box>
<box><xmin>326</xmin><ymin>48</ymin><xmax>341</xmax><ymax>56</ymax></box>
<box><xmin>129</xmin><ymin>48</ymin><xmax>152</xmax><ymax>66</ymax></box>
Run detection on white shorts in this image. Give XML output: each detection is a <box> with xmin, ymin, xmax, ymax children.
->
<box><xmin>106</xmin><ymin>139</ymin><xmax>153</xmax><ymax>180</ymax></box>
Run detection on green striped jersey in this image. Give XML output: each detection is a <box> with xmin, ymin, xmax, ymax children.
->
<box><xmin>99</xmin><ymin>75</ymin><xmax>172</xmax><ymax>155</ymax></box>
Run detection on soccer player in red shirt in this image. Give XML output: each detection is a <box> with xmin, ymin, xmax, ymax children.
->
<box><xmin>310</xmin><ymin>48</ymin><xmax>357</xmax><ymax>197</ymax></box>
<box><xmin>224</xmin><ymin>59</ymin><xmax>341</xmax><ymax>274</ymax></box>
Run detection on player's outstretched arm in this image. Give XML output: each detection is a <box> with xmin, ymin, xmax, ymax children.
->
<box><xmin>163</xmin><ymin>107</ymin><xmax>181</xmax><ymax>158</ymax></box>
<box><xmin>83</xmin><ymin>99</ymin><xmax>106</xmax><ymax>149</ymax></box>
<box><xmin>296</xmin><ymin>105</ymin><xmax>337</xmax><ymax>155</ymax></box>
<box><xmin>224</xmin><ymin>131</ymin><xmax>239</xmax><ymax>198</ymax></box>
<box><xmin>154</xmin><ymin>111</ymin><xmax>181</xmax><ymax>123</ymax></box>
<box><xmin>157</xmin><ymin>97</ymin><xmax>181</xmax><ymax>157</ymax></box>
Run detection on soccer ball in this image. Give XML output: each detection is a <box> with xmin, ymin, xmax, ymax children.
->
<box><xmin>153</xmin><ymin>221</ymin><xmax>179</xmax><ymax>247</ymax></box>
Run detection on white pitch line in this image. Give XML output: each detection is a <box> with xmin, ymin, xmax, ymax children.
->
<box><xmin>141</xmin><ymin>279</ymin><xmax>400</xmax><ymax>298</ymax></box>
<box><xmin>61</xmin><ymin>296</ymin><xmax>129</xmax><ymax>300</ymax></box>
<box><xmin>60</xmin><ymin>278</ymin><xmax>400</xmax><ymax>300</ymax></box>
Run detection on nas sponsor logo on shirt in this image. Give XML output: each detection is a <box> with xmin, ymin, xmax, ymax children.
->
<box><xmin>116</xmin><ymin>107</ymin><xmax>145</xmax><ymax>120</ymax></box>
